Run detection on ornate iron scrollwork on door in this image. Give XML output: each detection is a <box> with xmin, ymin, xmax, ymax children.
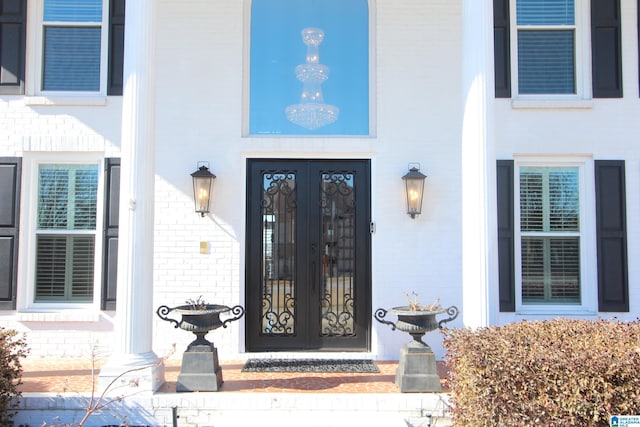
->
<box><xmin>260</xmin><ymin>172</ymin><xmax>297</xmax><ymax>336</ymax></box>
<box><xmin>319</xmin><ymin>171</ymin><xmax>357</xmax><ymax>337</ymax></box>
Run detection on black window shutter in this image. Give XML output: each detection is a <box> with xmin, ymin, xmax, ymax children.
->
<box><xmin>595</xmin><ymin>160</ymin><xmax>628</xmax><ymax>312</ymax></box>
<box><xmin>107</xmin><ymin>0</ymin><xmax>125</xmax><ymax>96</ymax></box>
<box><xmin>0</xmin><ymin>0</ymin><xmax>26</xmax><ymax>95</ymax></box>
<box><xmin>591</xmin><ymin>0</ymin><xmax>622</xmax><ymax>98</ymax></box>
<box><xmin>0</xmin><ymin>158</ymin><xmax>21</xmax><ymax>309</ymax></box>
<box><xmin>102</xmin><ymin>158</ymin><xmax>120</xmax><ymax>310</ymax></box>
<box><xmin>493</xmin><ymin>0</ymin><xmax>511</xmax><ymax>98</ymax></box>
<box><xmin>497</xmin><ymin>160</ymin><xmax>515</xmax><ymax>311</ymax></box>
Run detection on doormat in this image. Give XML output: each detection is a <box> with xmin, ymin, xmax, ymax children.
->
<box><xmin>241</xmin><ymin>359</ymin><xmax>380</xmax><ymax>373</ymax></box>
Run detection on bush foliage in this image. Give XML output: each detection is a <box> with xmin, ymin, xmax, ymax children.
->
<box><xmin>0</xmin><ymin>327</ymin><xmax>29</xmax><ymax>424</ymax></box>
<box><xmin>442</xmin><ymin>319</ymin><xmax>640</xmax><ymax>426</ymax></box>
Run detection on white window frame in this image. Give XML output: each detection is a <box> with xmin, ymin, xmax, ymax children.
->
<box><xmin>510</xmin><ymin>0</ymin><xmax>592</xmax><ymax>101</ymax></box>
<box><xmin>17</xmin><ymin>154</ymin><xmax>105</xmax><ymax>312</ymax></box>
<box><xmin>514</xmin><ymin>157</ymin><xmax>597</xmax><ymax>315</ymax></box>
<box><xmin>26</xmin><ymin>0</ymin><xmax>110</xmax><ymax>97</ymax></box>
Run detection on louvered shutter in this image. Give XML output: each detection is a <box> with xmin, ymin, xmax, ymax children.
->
<box><xmin>595</xmin><ymin>160</ymin><xmax>628</xmax><ymax>312</ymax></box>
<box><xmin>0</xmin><ymin>0</ymin><xmax>26</xmax><ymax>95</ymax></box>
<box><xmin>107</xmin><ymin>0</ymin><xmax>125</xmax><ymax>95</ymax></box>
<box><xmin>591</xmin><ymin>0</ymin><xmax>622</xmax><ymax>98</ymax></box>
<box><xmin>494</xmin><ymin>0</ymin><xmax>511</xmax><ymax>98</ymax></box>
<box><xmin>102</xmin><ymin>158</ymin><xmax>119</xmax><ymax>310</ymax></box>
<box><xmin>0</xmin><ymin>158</ymin><xmax>21</xmax><ymax>309</ymax></box>
<box><xmin>497</xmin><ymin>160</ymin><xmax>515</xmax><ymax>311</ymax></box>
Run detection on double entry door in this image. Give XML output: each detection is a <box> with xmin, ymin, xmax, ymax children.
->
<box><xmin>245</xmin><ymin>159</ymin><xmax>371</xmax><ymax>351</ymax></box>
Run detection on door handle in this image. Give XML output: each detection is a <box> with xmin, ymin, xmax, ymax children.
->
<box><xmin>311</xmin><ymin>243</ymin><xmax>317</xmax><ymax>291</ymax></box>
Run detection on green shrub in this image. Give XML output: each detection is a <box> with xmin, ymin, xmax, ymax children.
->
<box><xmin>442</xmin><ymin>319</ymin><xmax>640</xmax><ymax>427</ymax></box>
<box><xmin>0</xmin><ymin>328</ymin><xmax>29</xmax><ymax>424</ymax></box>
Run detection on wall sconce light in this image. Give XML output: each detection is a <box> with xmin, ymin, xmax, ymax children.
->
<box><xmin>402</xmin><ymin>163</ymin><xmax>427</xmax><ymax>219</ymax></box>
<box><xmin>191</xmin><ymin>162</ymin><xmax>216</xmax><ymax>217</ymax></box>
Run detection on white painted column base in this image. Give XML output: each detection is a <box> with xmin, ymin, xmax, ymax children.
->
<box><xmin>98</xmin><ymin>352</ymin><xmax>164</xmax><ymax>394</ymax></box>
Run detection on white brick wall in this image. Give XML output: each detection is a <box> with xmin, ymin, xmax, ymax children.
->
<box><xmin>1</xmin><ymin>0</ymin><xmax>639</xmax><ymax>363</ymax></box>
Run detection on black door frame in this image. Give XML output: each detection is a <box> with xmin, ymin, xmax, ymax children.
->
<box><xmin>245</xmin><ymin>159</ymin><xmax>372</xmax><ymax>352</ymax></box>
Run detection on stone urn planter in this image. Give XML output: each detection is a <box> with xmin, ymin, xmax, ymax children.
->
<box><xmin>375</xmin><ymin>305</ymin><xmax>459</xmax><ymax>392</ymax></box>
<box><xmin>157</xmin><ymin>303</ymin><xmax>244</xmax><ymax>392</ymax></box>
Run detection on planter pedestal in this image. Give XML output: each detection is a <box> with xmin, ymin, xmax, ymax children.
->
<box><xmin>396</xmin><ymin>340</ymin><xmax>441</xmax><ymax>392</ymax></box>
<box><xmin>375</xmin><ymin>305</ymin><xmax>459</xmax><ymax>393</ymax></box>
<box><xmin>157</xmin><ymin>303</ymin><xmax>244</xmax><ymax>392</ymax></box>
<box><xmin>176</xmin><ymin>335</ymin><xmax>223</xmax><ymax>392</ymax></box>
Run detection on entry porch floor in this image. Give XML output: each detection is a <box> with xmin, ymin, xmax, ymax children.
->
<box><xmin>15</xmin><ymin>358</ymin><xmax>453</xmax><ymax>427</ymax></box>
<box><xmin>19</xmin><ymin>358</ymin><xmax>451</xmax><ymax>394</ymax></box>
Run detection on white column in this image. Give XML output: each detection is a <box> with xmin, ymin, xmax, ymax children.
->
<box><xmin>99</xmin><ymin>0</ymin><xmax>164</xmax><ymax>392</ymax></box>
<box><xmin>461</xmin><ymin>0</ymin><xmax>497</xmax><ymax>328</ymax></box>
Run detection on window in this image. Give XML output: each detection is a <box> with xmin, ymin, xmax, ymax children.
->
<box><xmin>514</xmin><ymin>0</ymin><xmax>579</xmax><ymax>96</ymax></box>
<box><xmin>515</xmin><ymin>0</ymin><xmax>576</xmax><ymax>95</ymax></box>
<box><xmin>248</xmin><ymin>0</ymin><xmax>370</xmax><ymax>136</ymax></box>
<box><xmin>494</xmin><ymin>0</ymin><xmax>622</xmax><ymax>99</ymax></box>
<box><xmin>13</xmin><ymin>157</ymin><xmax>119</xmax><ymax>311</ymax></box>
<box><xmin>35</xmin><ymin>164</ymin><xmax>99</xmax><ymax>302</ymax></box>
<box><xmin>513</xmin><ymin>162</ymin><xmax>596</xmax><ymax>312</ymax></box>
<box><xmin>497</xmin><ymin>159</ymin><xmax>628</xmax><ymax>313</ymax></box>
<box><xmin>24</xmin><ymin>0</ymin><xmax>126</xmax><ymax>95</ymax></box>
<box><xmin>519</xmin><ymin>167</ymin><xmax>581</xmax><ymax>303</ymax></box>
<box><xmin>41</xmin><ymin>0</ymin><xmax>104</xmax><ymax>92</ymax></box>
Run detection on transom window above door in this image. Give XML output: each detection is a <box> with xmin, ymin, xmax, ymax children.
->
<box><xmin>248</xmin><ymin>0</ymin><xmax>370</xmax><ymax>136</ymax></box>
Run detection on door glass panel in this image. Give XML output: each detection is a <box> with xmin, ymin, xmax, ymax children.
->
<box><xmin>320</xmin><ymin>172</ymin><xmax>356</xmax><ymax>337</ymax></box>
<box><xmin>261</xmin><ymin>172</ymin><xmax>297</xmax><ymax>335</ymax></box>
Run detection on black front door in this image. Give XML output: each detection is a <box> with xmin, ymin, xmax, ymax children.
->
<box><xmin>245</xmin><ymin>159</ymin><xmax>371</xmax><ymax>351</ymax></box>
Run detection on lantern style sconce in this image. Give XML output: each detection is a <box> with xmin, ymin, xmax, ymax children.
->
<box><xmin>191</xmin><ymin>162</ymin><xmax>216</xmax><ymax>217</ymax></box>
<box><xmin>402</xmin><ymin>164</ymin><xmax>427</xmax><ymax>219</ymax></box>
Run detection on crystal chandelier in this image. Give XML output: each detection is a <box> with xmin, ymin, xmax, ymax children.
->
<box><xmin>285</xmin><ymin>28</ymin><xmax>339</xmax><ymax>130</ymax></box>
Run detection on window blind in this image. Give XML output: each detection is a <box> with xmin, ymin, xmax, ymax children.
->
<box><xmin>38</xmin><ymin>165</ymin><xmax>98</xmax><ymax>230</ymax></box>
<box><xmin>35</xmin><ymin>235</ymin><xmax>67</xmax><ymax>299</ymax></box>
<box><xmin>520</xmin><ymin>170</ymin><xmax>543</xmax><ymax>231</ymax></box>
<box><xmin>43</xmin><ymin>26</ymin><xmax>101</xmax><ymax>91</ymax></box>
<box><xmin>548</xmin><ymin>169</ymin><xmax>579</xmax><ymax>230</ymax></box>
<box><xmin>517</xmin><ymin>0</ymin><xmax>574</xmax><ymax>25</ymax></box>
<box><xmin>518</xmin><ymin>30</ymin><xmax>575</xmax><ymax>94</ymax></box>
<box><xmin>521</xmin><ymin>237</ymin><xmax>580</xmax><ymax>303</ymax></box>
<box><xmin>520</xmin><ymin>167</ymin><xmax>579</xmax><ymax>231</ymax></box>
<box><xmin>38</xmin><ymin>167</ymin><xmax>69</xmax><ymax>229</ymax></box>
<box><xmin>70</xmin><ymin>236</ymin><xmax>95</xmax><ymax>298</ymax></box>
<box><xmin>549</xmin><ymin>237</ymin><xmax>580</xmax><ymax>300</ymax></box>
<box><xmin>35</xmin><ymin>235</ymin><xmax>94</xmax><ymax>301</ymax></box>
<box><xmin>44</xmin><ymin>0</ymin><xmax>102</xmax><ymax>23</ymax></box>
<box><xmin>521</xmin><ymin>237</ymin><xmax>545</xmax><ymax>300</ymax></box>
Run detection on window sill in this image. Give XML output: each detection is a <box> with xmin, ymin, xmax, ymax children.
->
<box><xmin>511</xmin><ymin>99</ymin><xmax>594</xmax><ymax>110</ymax></box>
<box><xmin>516</xmin><ymin>307</ymin><xmax>597</xmax><ymax>317</ymax></box>
<box><xmin>16</xmin><ymin>310</ymin><xmax>102</xmax><ymax>323</ymax></box>
<box><xmin>24</xmin><ymin>96</ymin><xmax>108</xmax><ymax>107</ymax></box>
